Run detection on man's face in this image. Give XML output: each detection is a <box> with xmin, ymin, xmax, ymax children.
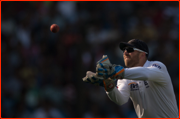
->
<box><xmin>123</xmin><ymin>47</ymin><xmax>141</xmax><ymax>68</ymax></box>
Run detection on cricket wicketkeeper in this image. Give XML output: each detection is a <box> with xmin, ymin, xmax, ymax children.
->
<box><xmin>82</xmin><ymin>39</ymin><xmax>178</xmax><ymax>118</ymax></box>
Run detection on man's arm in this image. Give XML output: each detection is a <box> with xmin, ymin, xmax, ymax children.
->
<box><xmin>96</xmin><ymin>55</ymin><xmax>170</xmax><ymax>85</ymax></box>
<box><xmin>124</xmin><ymin>62</ymin><xmax>170</xmax><ymax>85</ymax></box>
<box><xmin>106</xmin><ymin>80</ymin><xmax>130</xmax><ymax>106</ymax></box>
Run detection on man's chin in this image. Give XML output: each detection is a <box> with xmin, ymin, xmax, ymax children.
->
<box><xmin>125</xmin><ymin>58</ymin><xmax>131</xmax><ymax>62</ymax></box>
<box><xmin>124</xmin><ymin>59</ymin><xmax>131</xmax><ymax>67</ymax></box>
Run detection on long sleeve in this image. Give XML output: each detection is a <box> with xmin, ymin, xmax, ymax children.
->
<box><xmin>106</xmin><ymin>80</ymin><xmax>130</xmax><ymax>106</ymax></box>
<box><xmin>124</xmin><ymin>61</ymin><xmax>170</xmax><ymax>85</ymax></box>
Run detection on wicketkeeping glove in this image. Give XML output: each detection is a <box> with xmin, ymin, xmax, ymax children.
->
<box><xmin>82</xmin><ymin>71</ymin><xmax>116</xmax><ymax>92</ymax></box>
<box><xmin>96</xmin><ymin>55</ymin><xmax>125</xmax><ymax>79</ymax></box>
<box><xmin>82</xmin><ymin>71</ymin><xmax>104</xmax><ymax>86</ymax></box>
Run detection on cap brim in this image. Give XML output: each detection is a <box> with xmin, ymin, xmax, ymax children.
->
<box><xmin>119</xmin><ymin>42</ymin><xmax>135</xmax><ymax>50</ymax></box>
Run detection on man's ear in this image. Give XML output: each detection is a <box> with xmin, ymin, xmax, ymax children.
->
<box><xmin>140</xmin><ymin>52</ymin><xmax>146</xmax><ymax>59</ymax></box>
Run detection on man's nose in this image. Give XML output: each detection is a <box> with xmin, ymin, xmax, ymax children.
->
<box><xmin>123</xmin><ymin>50</ymin><xmax>129</xmax><ymax>55</ymax></box>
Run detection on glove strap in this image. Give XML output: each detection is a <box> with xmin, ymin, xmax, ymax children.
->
<box><xmin>103</xmin><ymin>80</ymin><xmax>107</xmax><ymax>91</ymax></box>
<box><xmin>112</xmin><ymin>66</ymin><xmax>124</xmax><ymax>78</ymax></box>
<box><xmin>103</xmin><ymin>80</ymin><xmax>115</xmax><ymax>92</ymax></box>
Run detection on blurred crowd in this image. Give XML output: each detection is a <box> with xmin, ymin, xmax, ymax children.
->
<box><xmin>1</xmin><ymin>1</ymin><xmax>179</xmax><ymax>118</ymax></box>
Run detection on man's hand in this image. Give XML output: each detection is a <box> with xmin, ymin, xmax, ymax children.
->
<box><xmin>82</xmin><ymin>71</ymin><xmax>104</xmax><ymax>86</ymax></box>
<box><xmin>96</xmin><ymin>55</ymin><xmax>125</xmax><ymax>79</ymax></box>
<box><xmin>82</xmin><ymin>71</ymin><xmax>116</xmax><ymax>91</ymax></box>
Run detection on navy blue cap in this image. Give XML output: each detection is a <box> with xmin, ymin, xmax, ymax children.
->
<box><xmin>119</xmin><ymin>39</ymin><xmax>149</xmax><ymax>57</ymax></box>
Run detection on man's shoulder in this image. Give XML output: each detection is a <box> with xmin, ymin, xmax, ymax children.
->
<box><xmin>147</xmin><ymin>60</ymin><xmax>166</xmax><ymax>70</ymax></box>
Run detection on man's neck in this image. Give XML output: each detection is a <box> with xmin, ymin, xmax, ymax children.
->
<box><xmin>133</xmin><ymin>59</ymin><xmax>147</xmax><ymax>67</ymax></box>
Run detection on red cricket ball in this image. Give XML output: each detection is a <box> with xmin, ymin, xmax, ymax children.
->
<box><xmin>50</xmin><ymin>24</ymin><xmax>59</xmax><ymax>33</ymax></box>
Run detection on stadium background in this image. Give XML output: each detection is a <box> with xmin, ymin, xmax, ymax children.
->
<box><xmin>1</xmin><ymin>1</ymin><xmax>179</xmax><ymax>118</ymax></box>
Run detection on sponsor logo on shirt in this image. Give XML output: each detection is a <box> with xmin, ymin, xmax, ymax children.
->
<box><xmin>144</xmin><ymin>81</ymin><xmax>149</xmax><ymax>88</ymax></box>
<box><xmin>128</xmin><ymin>82</ymin><xmax>139</xmax><ymax>91</ymax></box>
<box><xmin>152</xmin><ymin>63</ymin><xmax>161</xmax><ymax>69</ymax></box>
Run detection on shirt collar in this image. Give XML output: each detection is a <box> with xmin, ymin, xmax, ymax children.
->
<box><xmin>143</xmin><ymin>60</ymin><xmax>149</xmax><ymax>67</ymax></box>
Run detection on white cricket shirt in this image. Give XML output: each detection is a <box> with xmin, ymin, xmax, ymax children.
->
<box><xmin>106</xmin><ymin>60</ymin><xmax>179</xmax><ymax>118</ymax></box>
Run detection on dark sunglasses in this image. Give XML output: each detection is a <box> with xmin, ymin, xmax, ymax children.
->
<box><xmin>122</xmin><ymin>47</ymin><xmax>148</xmax><ymax>54</ymax></box>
